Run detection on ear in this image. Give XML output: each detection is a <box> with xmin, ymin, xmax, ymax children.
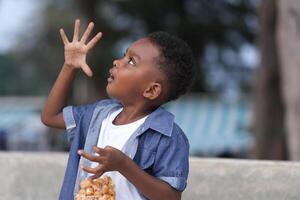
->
<box><xmin>143</xmin><ymin>82</ymin><xmax>162</xmax><ymax>100</ymax></box>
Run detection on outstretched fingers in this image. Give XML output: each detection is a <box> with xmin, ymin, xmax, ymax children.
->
<box><xmin>87</xmin><ymin>32</ymin><xmax>103</xmax><ymax>50</ymax></box>
<box><xmin>73</xmin><ymin>19</ymin><xmax>80</xmax><ymax>41</ymax></box>
<box><xmin>80</xmin><ymin>22</ymin><xmax>94</xmax><ymax>44</ymax></box>
<box><xmin>60</xmin><ymin>19</ymin><xmax>102</xmax><ymax>77</ymax></box>
<box><xmin>59</xmin><ymin>29</ymin><xmax>69</xmax><ymax>45</ymax></box>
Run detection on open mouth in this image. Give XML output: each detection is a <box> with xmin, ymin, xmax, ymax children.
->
<box><xmin>107</xmin><ymin>70</ymin><xmax>115</xmax><ymax>83</ymax></box>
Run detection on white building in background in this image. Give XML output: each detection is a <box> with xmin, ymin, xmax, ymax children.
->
<box><xmin>165</xmin><ymin>94</ymin><xmax>253</xmax><ymax>157</ymax></box>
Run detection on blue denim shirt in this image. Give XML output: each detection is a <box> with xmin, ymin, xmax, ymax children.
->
<box><xmin>60</xmin><ymin>99</ymin><xmax>189</xmax><ymax>200</ymax></box>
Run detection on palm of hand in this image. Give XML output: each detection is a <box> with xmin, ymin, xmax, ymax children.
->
<box><xmin>64</xmin><ymin>43</ymin><xmax>88</xmax><ymax>69</ymax></box>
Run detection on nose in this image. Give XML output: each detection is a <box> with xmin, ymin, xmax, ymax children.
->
<box><xmin>113</xmin><ymin>59</ymin><xmax>120</xmax><ymax>68</ymax></box>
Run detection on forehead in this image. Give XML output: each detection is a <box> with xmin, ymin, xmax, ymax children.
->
<box><xmin>127</xmin><ymin>38</ymin><xmax>160</xmax><ymax>61</ymax></box>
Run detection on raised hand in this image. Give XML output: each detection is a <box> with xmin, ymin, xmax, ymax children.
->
<box><xmin>60</xmin><ymin>19</ymin><xmax>102</xmax><ymax>77</ymax></box>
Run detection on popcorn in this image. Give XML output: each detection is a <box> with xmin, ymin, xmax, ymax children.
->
<box><xmin>75</xmin><ymin>176</ymin><xmax>116</xmax><ymax>200</ymax></box>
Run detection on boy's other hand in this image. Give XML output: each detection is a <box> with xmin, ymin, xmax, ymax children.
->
<box><xmin>60</xmin><ymin>19</ymin><xmax>102</xmax><ymax>77</ymax></box>
<box><xmin>78</xmin><ymin>146</ymin><xmax>127</xmax><ymax>179</ymax></box>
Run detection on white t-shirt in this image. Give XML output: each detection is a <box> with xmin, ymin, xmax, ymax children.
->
<box><xmin>91</xmin><ymin>108</ymin><xmax>148</xmax><ymax>200</ymax></box>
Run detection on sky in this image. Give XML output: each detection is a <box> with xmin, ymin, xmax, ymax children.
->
<box><xmin>0</xmin><ymin>0</ymin><xmax>43</xmax><ymax>53</ymax></box>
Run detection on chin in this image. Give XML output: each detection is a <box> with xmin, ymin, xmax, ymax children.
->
<box><xmin>106</xmin><ymin>86</ymin><xmax>113</xmax><ymax>97</ymax></box>
<box><xmin>106</xmin><ymin>86</ymin><xmax>117</xmax><ymax>99</ymax></box>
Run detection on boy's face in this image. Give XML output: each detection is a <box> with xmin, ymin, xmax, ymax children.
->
<box><xmin>106</xmin><ymin>38</ymin><xmax>164</xmax><ymax>104</ymax></box>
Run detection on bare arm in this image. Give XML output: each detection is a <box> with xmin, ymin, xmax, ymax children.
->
<box><xmin>120</xmin><ymin>152</ymin><xmax>182</xmax><ymax>200</ymax></box>
<box><xmin>41</xmin><ymin>19</ymin><xmax>102</xmax><ymax>129</ymax></box>
<box><xmin>41</xmin><ymin>65</ymin><xmax>78</xmax><ymax>129</ymax></box>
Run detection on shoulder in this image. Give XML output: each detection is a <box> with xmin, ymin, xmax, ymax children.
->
<box><xmin>142</xmin><ymin>106</ymin><xmax>189</xmax><ymax>150</ymax></box>
<box><xmin>172</xmin><ymin>123</ymin><xmax>189</xmax><ymax>142</ymax></box>
<box><xmin>91</xmin><ymin>98</ymin><xmax>122</xmax><ymax>117</ymax></box>
<box><xmin>64</xmin><ymin>98</ymin><xmax>121</xmax><ymax>127</ymax></box>
<box><xmin>160</xmin><ymin>123</ymin><xmax>189</xmax><ymax>149</ymax></box>
<box><xmin>80</xmin><ymin>98</ymin><xmax>121</xmax><ymax>123</ymax></box>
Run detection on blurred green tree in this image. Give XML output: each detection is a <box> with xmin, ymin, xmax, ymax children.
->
<box><xmin>6</xmin><ymin>0</ymin><xmax>258</xmax><ymax>101</ymax></box>
<box><xmin>77</xmin><ymin>0</ymin><xmax>258</xmax><ymax>98</ymax></box>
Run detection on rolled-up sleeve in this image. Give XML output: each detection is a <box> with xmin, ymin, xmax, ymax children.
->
<box><xmin>152</xmin><ymin>124</ymin><xmax>190</xmax><ymax>192</ymax></box>
<box><xmin>62</xmin><ymin>104</ymin><xmax>94</xmax><ymax>142</ymax></box>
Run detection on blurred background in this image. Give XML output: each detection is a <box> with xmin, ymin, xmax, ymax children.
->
<box><xmin>1</xmin><ymin>0</ymin><xmax>299</xmax><ymax>161</ymax></box>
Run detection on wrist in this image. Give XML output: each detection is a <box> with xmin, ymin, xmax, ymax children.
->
<box><xmin>118</xmin><ymin>154</ymin><xmax>131</xmax><ymax>175</ymax></box>
<box><xmin>62</xmin><ymin>63</ymin><xmax>79</xmax><ymax>73</ymax></box>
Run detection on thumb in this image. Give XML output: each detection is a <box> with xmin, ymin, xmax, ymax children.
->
<box><xmin>81</xmin><ymin>63</ymin><xmax>93</xmax><ymax>77</ymax></box>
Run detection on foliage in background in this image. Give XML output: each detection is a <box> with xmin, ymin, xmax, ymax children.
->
<box><xmin>2</xmin><ymin>0</ymin><xmax>258</xmax><ymax>100</ymax></box>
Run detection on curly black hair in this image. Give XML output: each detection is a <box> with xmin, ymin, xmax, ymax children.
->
<box><xmin>148</xmin><ymin>31</ymin><xmax>196</xmax><ymax>102</ymax></box>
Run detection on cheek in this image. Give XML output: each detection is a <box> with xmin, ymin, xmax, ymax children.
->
<box><xmin>122</xmin><ymin>78</ymin><xmax>145</xmax><ymax>94</ymax></box>
<box><xmin>120</xmin><ymin>70</ymin><xmax>148</xmax><ymax>88</ymax></box>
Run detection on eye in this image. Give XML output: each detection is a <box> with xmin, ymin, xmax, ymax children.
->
<box><xmin>128</xmin><ymin>57</ymin><xmax>136</xmax><ymax>65</ymax></box>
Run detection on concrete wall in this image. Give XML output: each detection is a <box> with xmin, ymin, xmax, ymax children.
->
<box><xmin>184</xmin><ymin>158</ymin><xmax>300</xmax><ymax>200</ymax></box>
<box><xmin>0</xmin><ymin>152</ymin><xmax>66</xmax><ymax>200</ymax></box>
<box><xmin>0</xmin><ymin>152</ymin><xmax>300</xmax><ymax>200</ymax></box>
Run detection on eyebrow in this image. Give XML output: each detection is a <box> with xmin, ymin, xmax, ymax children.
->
<box><xmin>125</xmin><ymin>48</ymin><xmax>141</xmax><ymax>61</ymax></box>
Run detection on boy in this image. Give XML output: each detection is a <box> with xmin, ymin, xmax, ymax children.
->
<box><xmin>41</xmin><ymin>19</ymin><xmax>195</xmax><ymax>200</ymax></box>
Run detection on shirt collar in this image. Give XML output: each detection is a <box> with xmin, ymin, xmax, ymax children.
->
<box><xmin>139</xmin><ymin>106</ymin><xmax>175</xmax><ymax>137</ymax></box>
<box><xmin>110</xmin><ymin>99</ymin><xmax>175</xmax><ymax>137</ymax></box>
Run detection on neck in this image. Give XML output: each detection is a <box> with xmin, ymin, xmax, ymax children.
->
<box><xmin>113</xmin><ymin>102</ymin><xmax>158</xmax><ymax>125</ymax></box>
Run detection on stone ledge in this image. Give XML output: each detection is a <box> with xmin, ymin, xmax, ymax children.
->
<box><xmin>184</xmin><ymin>157</ymin><xmax>300</xmax><ymax>200</ymax></box>
<box><xmin>1</xmin><ymin>152</ymin><xmax>300</xmax><ymax>200</ymax></box>
<box><xmin>0</xmin><ymin>151</ymin><xmax>67</xmax><ymax>200</ymax></box>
